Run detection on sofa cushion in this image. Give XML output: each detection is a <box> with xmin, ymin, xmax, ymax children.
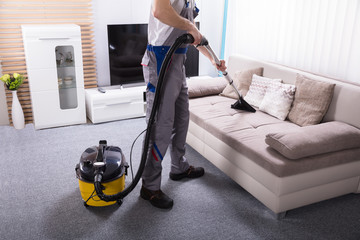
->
<box><xmin>220</xmin><ymin>67</ymin><xmax>263</xmax><ymax>99</ymax></box>
<box><xmin>265</xmin><ymin>121</ymin><xmax>360</xmax><ymax>159</ymax></box>
<box><xmin>288</xmin><ymin>74</ymin><xmax>335</xmax><ymax>126</ymax></box>
<box><xmin>187</xmin><ymin>76</ymin><xmax>227</xmax><ymax>98</ymax></box>
<box><xmin>259</xmin><ymin>82</ymin><xmax>296</xmax><ymax>120</ymax></box>
<box><xmin>244</xmin><ymin>74</ymin><xmax>282</xmax><ymax>107</ymax></box>
<box><xmin>189</xmin><ymin>95</ymin><xmax>360</xmax><ymax>177</ymax></box>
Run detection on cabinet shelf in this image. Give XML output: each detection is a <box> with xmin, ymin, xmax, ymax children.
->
<box><xmin>56</xmin><ymin>63</ymin><xmax>74</xmax><ymax>68</ymax></box>
<box><xmin>58</xmin><ymin>82</ymin><xmax>76</xmax><ymax>89</ymax></box>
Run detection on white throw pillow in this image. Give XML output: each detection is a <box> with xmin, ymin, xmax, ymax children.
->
<box><xmin>259</xmin><ymin>82</ymin><xmax>296</xmax><ymax>120</ymax></box>
<box><xmin>244</xmin><ymin>74</ymin><xmax>282</xmax><ymax>107</ymax></box>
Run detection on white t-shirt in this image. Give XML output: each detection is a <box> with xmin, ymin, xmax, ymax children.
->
<box><xmin>148</xmin><ymin>0</ymin><xmax>196</xmax><ymax>46</ymax></box>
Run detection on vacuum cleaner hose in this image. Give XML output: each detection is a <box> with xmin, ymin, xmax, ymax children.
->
<box><xmin>94</xmin><ymin>33</ymin><xmax>195</xmax><ymax>202</ymax></box>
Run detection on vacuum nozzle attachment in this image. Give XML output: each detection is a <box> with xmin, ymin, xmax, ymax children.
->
<box><xmin>231</xmin><ymin>98</ymin><xmax>256</xmax><ymax>112</ymax></box>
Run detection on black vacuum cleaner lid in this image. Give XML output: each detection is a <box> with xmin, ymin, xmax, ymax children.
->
<box><xmin>77</xmin><ymin>146</ymin><xmax>125</xmax><ymax>182</ymax></box>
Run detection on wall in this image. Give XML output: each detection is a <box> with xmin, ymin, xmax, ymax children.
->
<box><xmin>0</xmin><ymin>0</ymin><xmax>225</xmax><ymax>125</ymax></box>
<box><xmin>92</xmin><ymin>0</ymin><xmax>225</xmax><ymax>86</ymax></box>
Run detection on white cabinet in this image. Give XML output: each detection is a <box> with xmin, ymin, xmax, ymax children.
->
<box><xmin>85</xmin><ymin>86</ymin><xmax>146</xmax><ymax>124</ymax></box>
<box><xmin>22</xmin><ymin>24</ymin><xmax>86</xmax><ymax>129</ymax></box>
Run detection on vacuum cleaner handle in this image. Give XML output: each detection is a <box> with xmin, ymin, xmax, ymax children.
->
<box><xmin>95</xmin><ymin>140</ymin><xmax>107</xmax><ymax>162</ymax></box>
<box><xmin>197</xmin><ymin>37</ymin><xmax>209</xmax><ymax>47</ymax></box>
<box><xmin>196</xmin><ymin>36</ymin><xmax>221</xmax><ymax>66</ymax></box>
<box><xmin>94</xmin><ymin>140</ymin><xmax>107</xmax><ymax>182</ymax></box>
<box><xmin>184</xmin><ymin>33</ymin><xmax>195</xmax><ymax>44</ymax></box>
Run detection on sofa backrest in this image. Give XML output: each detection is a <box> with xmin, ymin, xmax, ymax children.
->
<box><xmin>227</xmin><ymin>55</ymin><xmax>360</xmax><ymax>129</ymax></box>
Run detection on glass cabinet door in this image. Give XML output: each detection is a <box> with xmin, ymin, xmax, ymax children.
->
<box><xmin>55</xmin><ymin>45</ymin><xmax>78</xmax><ymax>109</ymax></box>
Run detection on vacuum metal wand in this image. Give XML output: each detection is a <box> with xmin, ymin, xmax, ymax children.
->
<box><xmin>198</xmin><ymin>37</ymin><xmax>256</xmax><ymax>113</ymax></box>
<box><xmin>203</xmin><ymin>45</ymin><xmax>242</xmax><ymax>100</ymax></box>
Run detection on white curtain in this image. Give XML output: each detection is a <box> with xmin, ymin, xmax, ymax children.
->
<box><xmin>224</xmin><ymin>0</ymin><xmax>360</xmax><ymax>84</ymax></box>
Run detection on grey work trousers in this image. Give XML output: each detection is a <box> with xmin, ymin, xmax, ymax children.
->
<box><xmin>141</xmin><ymin>51</ymin><xmax>190</xmax><ymax>191</ymax></box>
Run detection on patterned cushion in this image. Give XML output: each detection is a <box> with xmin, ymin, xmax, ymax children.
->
<box><xmin>259</xmin><ymin>82</ymin><xmax>296</xmax><ymax>120</ymax></box>
<box><xmin>244</xmin><ymin>74</ymin><xmax>282</xmax><ymax>107</ymax></box>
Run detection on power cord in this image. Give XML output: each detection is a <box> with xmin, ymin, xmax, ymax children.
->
<box><xmin>129</xmin><ymin>128</ymin><xmax>147</xmax><ymax>181</ymax></box>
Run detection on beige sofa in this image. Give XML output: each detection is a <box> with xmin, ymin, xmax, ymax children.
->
<box><xmin>186</xmin><ymin>55</ymin><xmax>360</xmax><ymax>218</ymax></box>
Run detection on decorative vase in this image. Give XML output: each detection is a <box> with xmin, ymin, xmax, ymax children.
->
<box><xmin>11</xmin><ymin>90</ymin><xmax>25</xmax><ymax>129</ymax></box>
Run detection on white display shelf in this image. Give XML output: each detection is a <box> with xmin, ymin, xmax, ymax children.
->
<box><xmin>22</xmin><ymin>24</ymin><xmax>86</xmax><ymax>129</ymax></box>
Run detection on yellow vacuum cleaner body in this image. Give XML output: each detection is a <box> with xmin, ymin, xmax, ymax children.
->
<box><xmin>76</xmin><ymin>142</ymin><xmax>127</xmax><ymax>207</ymax></box>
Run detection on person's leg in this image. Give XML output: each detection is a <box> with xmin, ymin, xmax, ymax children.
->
<box><xmin>141</xmin><ymin>73</ymin><xmax>181</xmax><ymax>191</ymax></box>
<box><xmin>141</xmin><ymin>57</ymin><xmax>182</xmax><ymax>209</ymax></box>
<box><xmin>141</xmin><ymin>89</ymin><xmax>168</xmax><ymax>191</ymax></box>
<box><xmin>141</xmin><ymin>53</ymin><xmax>166</xmax><ymax>192</ymax></box>
<box><xmin>170</xmin><ymin>80</ymin><xmax>190</xmax><ymax>174</ymax></box>
<box><xmin>168</xmin><ymin>83</ymin><xmax>205</xmax><ymax>181</ymax></box>
<box><xmin>167</xmin><ymin>63</ymin><xmax>205</xmax><ymax>181</ymax></box>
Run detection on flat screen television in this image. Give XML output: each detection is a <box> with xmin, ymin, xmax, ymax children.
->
<box><xmin>107</xmin><ymin>23</ymin><xmax>199</xmax><ymax>86</ymax></box>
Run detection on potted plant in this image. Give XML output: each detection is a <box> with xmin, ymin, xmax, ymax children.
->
<box><xmin>0</xmin><ymin>73</ymin><xmax>25</xmax><ymax>129</ymax></box>
<box><xmin>0</xmin><ymin>73</ymin><xmax>24</xmax><ymax>90</ymax></box>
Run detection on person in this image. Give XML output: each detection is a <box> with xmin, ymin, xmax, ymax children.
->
<box><xmin>140</xmin><ymin>0</ymin><xmax>227</xmax><ymax>209</ymax></box>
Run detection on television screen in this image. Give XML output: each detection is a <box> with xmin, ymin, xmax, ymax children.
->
<box><xmin>107</xmin><ymin>23</ymin><xmax>199</xmax><ymax>86</ymax></box>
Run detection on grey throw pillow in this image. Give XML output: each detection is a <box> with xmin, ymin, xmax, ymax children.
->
<box><xmin>287</xmin><ymin>74</ymin><xmax>335</xmax><ymax>126</ymax></box>
<box><xmin>220</xmin><ymin>67</ymin><xmax>263</xmax><ymax>99</ymax></box>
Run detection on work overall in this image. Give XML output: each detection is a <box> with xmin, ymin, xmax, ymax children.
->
<box><xmin>141</xmin><ymin>0</ymin><xmax>199</xmax><ymax>191</ymax></box>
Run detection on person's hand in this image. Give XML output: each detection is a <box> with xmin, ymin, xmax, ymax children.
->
<box><xmin>188</xmin><ymin>24</ymin><xmax>202</xmax><ymax>45</ymax></box>
<box><xmin>214</xmin><ymin>59</ymin><xmax>227</xmax><ymax>72</ymax></box>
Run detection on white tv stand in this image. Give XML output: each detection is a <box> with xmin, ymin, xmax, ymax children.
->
<box><xmin>85</xmin><ymin>85</ymin><xmax>146</xmax><ymax>124</ymax></box>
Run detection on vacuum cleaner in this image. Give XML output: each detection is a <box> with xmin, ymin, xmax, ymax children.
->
<box><xmin>75</xmin><ymin>33</ymin><xmax>255</xmax><ymax>207</ymax></box>
<box><xmin>75</xmin><ymin>141</ymin><xmax>127</xmax><ymax>206</ymax></box>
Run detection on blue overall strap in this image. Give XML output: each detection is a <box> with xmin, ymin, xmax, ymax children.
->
<box><xmin>147</xmin><ymin>45</ymin><xmax>188</xmax><ymax>75</ymax></box>
<box><xmin>147</xmin><ymin>82</ymin><xmax>156</xmax><ymax>93</ymax></box>
<box><xmin>194</xmin><ymin>5</ymin><xmax>200</xmax><ymax>13</ymax></box>
<box><xmin>185</xmin><ymin>0</ymin><xmax>200</xmax><ymax>15</ymax></box>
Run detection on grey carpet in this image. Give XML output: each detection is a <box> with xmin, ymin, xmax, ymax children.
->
<box><xmin>0</xmin><ymin>118</ymin><xmax>359</xmax><ymax>240</ymax></box>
